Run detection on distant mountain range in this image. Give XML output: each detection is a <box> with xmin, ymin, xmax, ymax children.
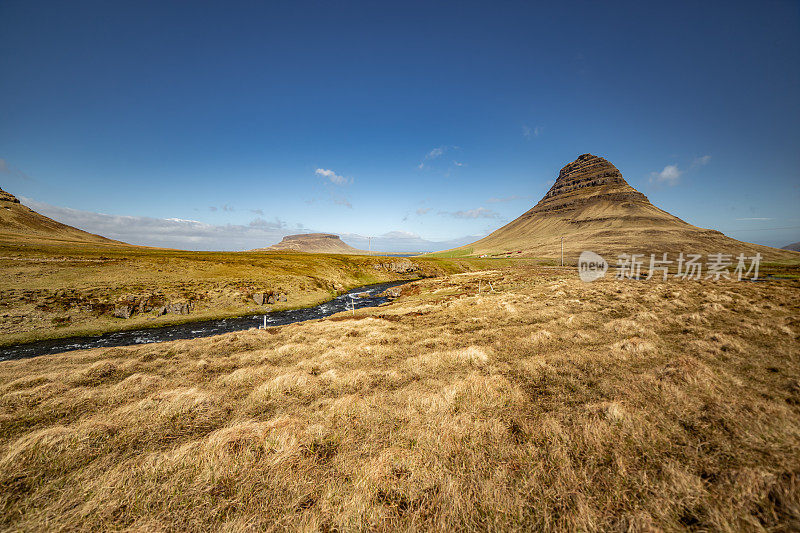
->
<box><xmin>438</xmin><ymin>154</ymin><xmax>798</xmax><ymax>261</ymax></box>
<box><xmin>3</xmin><ymin>173</ymin><xmax>798</xmax><ymax>260</ymax></box>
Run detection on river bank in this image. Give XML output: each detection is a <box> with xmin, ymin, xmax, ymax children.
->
<box><xmin>0</xmin><ymin>280</ymin><xmax>410</xmax><ymax>361</ymax></box>
<box><xmin>0</xmin><ymin>244</ymin><xmax>504</xmax><ymax>347</ymax></box>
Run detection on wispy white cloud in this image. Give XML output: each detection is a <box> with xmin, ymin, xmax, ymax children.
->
<box><xmin>441</xmin><ymin>207</ymin><xmax>501</xmax><ymax>219</ymax></box>
<box><xmin>313</xmin><ymin>168</ymin><xmax>353</xmax><ymax>207</ymax></box>
<box><xmin>248</xmin><ymin>217</ymin><xmax>286</xmax><ymax>229</ymax></box>
<box><xmin>487</xmin><ymin>195</ymin><xmax>526</xmax><ymax>203</ymax></box>
<box><xmin>418</xmin><ymin>146</ymin><xmax>460</xmax><ymax>170</ymax></box>
<box><xmin>692</xmin><ymin>155</ymin><xmax>712</xmax><ymax>167</ymax></box>
<box><xmin>315</xmin><ymin>168</ymin><xmax>351</xmax><ymax>185</ymax></box>
<box><xmin>332</xmin><ymin>195</ymin><xmax>353</xmax><ymax>209</ymax></box>
<box><xmin>735</xmin><ymin>217</ymin><xmax>774</xmax><ymax>221</ymax></box>
<box><xmin>165</xmin><ymin>218</ymin><xmax>202</xmax><ymax>224</ymax></box>
<box><xmin>522</xmin><ymin>125</ymin><xmax>542</xmax><ymax>139</ymax></box>
<box><xmin>207</xmin><ymin>204</ymin><xmax>236</xmax><ymax>213</ymax></box>
<box><xmin>19</xmin><ymin>197</ymin><xmax>482</xmax><ymax>253</ymax></box>
<box><xmin>339</xmin><ymin>230</ymin><xmax>483</xmax><ymax>253</ymax></box>
<box><xmin>0</xmin><ymin>158</ymin><xmax>34</xmax><ymax>181</ymax></box>
<box><xmin>649</xmin><ymin>156</ymin><xmax>710</xmax><ymax>187</ymax></box>
<box><xmin>649</xmin><ymin>164</ymin><xmax>683</xmax><ymax>186</ymax></box>
<box><xmin>21</xmin><ymin>197</ymin><xmax>290</xmax><ymax>251</ymax></box>
<box><xmin>426</xmin><ymin>147</ymin><xmax>445</xmax><ymax>159</ymax></box>
<box><xmin>416</xmin><ymin>207</ymin><xmax>432</xmax><ymax>215</ymax></box>
<box><xmin>381</xmin><ymin>230</ymin><xmax>420</xmax><ymax>240</ymax></box>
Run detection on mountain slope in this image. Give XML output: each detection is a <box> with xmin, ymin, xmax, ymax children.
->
<box><xmin>0</xmin><ymin>187</ymin><xmax>125</xmax><ymax>247</ymax></box>
<box><xmin>438</xmin><ymin>154</ymin><xmax>798</xmax><ymax>261</ymax></box>
<box><xmin>255</xmin><ymin>233</ymin><xmax>368</xmax><ymax>254</ymax></box>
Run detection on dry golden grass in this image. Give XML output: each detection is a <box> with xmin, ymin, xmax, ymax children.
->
<box><xmin>1</xmin><ymin>266</ymin><xmax>799</xmax><ymax>531</ymax></box>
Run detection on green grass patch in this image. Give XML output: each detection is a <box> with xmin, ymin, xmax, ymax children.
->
<box><xmin>422</xmin><ymin>247</ymin><xmax>474</xmax><ymax>258</ymax></box>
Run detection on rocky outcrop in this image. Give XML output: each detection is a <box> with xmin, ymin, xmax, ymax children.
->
<box><xmin>113</xmin><ymin>305</ymin><xmax>134</xmax><ymax>319</ymax></box>
<box><xmin>252</xmin><ymin>291</ymin><xmax>288</xmax><ymax>305</ymax></box>
<box><xmin>0</xmin><ymin>187</ymin><xmax>21</xmax><ymax>203</ymax></box>
<box><xmin>167</xmin><ymin>301</ymin><xmax>193</xmax><ymax>315</ymax></box>
<box><xmin>532</xmin><ymin>154</ymin><xmax>649</xmax><ymax>214</ymax></box>
<box><xmin>111</xmin><ymin>293</ymin><xmax>165</xmax><ymax>317</ymax></box>
<box><xmin>19</xmin><ymin>284</ymin><xmax>293</xmax><ymax>322</ymax></box>
<box><xmin>379</xmin><ymin>287</ymin><xmax>403</xmax><ymax>298</ymax></box>
<box><xmin>109</xmin><ymin>294</ymin><xmax>193</xmax><ymax>319</ymax></box>
<box><xmin>373</xmin><ymin>260</ymin><xmax>420</xmax><ymax>274</ymax></box>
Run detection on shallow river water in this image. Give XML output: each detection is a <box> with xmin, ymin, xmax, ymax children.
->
<box><xmin>0</xmin><ymin>281</ymin><xmax>408</xmax><ymax>361</ymax></box>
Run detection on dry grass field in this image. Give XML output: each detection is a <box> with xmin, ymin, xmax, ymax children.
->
<box><xmin>1</xmin><ymin>265</ymin><xmax>799</xmax><ymax>531</ymax></box>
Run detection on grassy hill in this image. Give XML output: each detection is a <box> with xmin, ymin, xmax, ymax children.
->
<box><xmin>0</xmin><ymin>187</ymin><xmax>127</xmax><ymax>248</ymax></box>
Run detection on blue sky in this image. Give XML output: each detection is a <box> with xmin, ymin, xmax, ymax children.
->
<box><xmin>1</xmin><ymin>0</ymin><xmax>799</xmax><ymax>251</ymax></box>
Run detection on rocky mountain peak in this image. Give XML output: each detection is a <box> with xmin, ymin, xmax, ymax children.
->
<box><xmin>436</xmin><ymin>152</ymin><xmax>797</xmax><ymax>261</ymax></box>
<box><xmin>532</xmin><ymin>153</ymin><xmax>649</xmax><ymax>213</ymax></box>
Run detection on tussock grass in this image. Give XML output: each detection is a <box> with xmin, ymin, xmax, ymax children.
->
<box><xmin>0</xmin><ymin>266</ymin><xmax>799</xmax><ymax>530</ymax></box>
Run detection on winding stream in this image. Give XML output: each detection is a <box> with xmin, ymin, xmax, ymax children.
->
<box><xmin>0</xmin><ymin>281</ymin><xmax>409</xmax><ymax>361</ymax></box>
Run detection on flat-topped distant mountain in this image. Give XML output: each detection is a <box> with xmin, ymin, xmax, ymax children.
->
<box><xmin>0</xmin><ymin>187</ymin><xmax>126</xmax><ymax>247</ymax></box>
<box><xmin>437</xmin><ymin>154</ymin><xmax>799</xmax><ymax>262</ymax></box>
<box><xmin>255</xmin><ymin>233</ymin><xmax>368</xmax><ymax>254</ymax></box>
<box><xmin>782</xmin><ymin>242</ymin><xmax>800</xmax><ymax>252</ymax></box>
